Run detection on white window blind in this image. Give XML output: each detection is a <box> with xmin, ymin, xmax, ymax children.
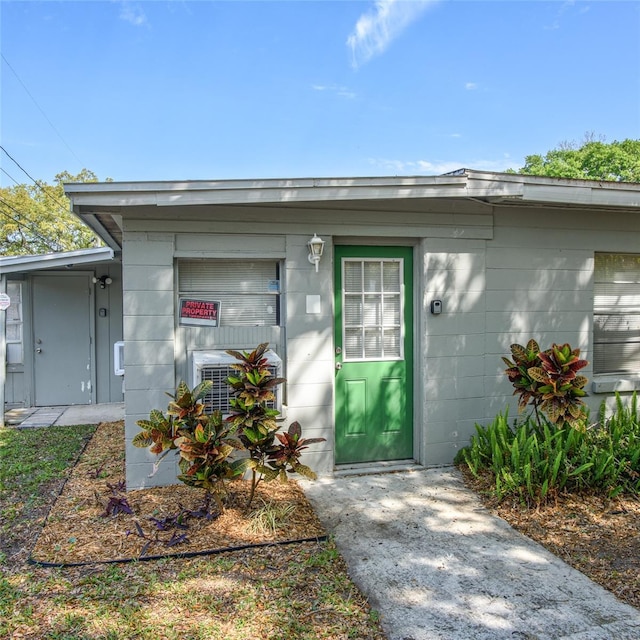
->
<box><xmin>178</xmin><ymin>259</ymin><xmax>280</xmax><ymax>327</ymax></box>
<box><xmin>342</xmin><ymin>258</ymin><xmax>403</xmax><ymax>361</ymax></box>
<box><xmin>594</xmin><ymin>253</ymin><xmax>640</xmax><ymax>374</ymax></box>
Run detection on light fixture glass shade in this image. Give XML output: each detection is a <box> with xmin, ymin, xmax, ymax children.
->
<box><xmin>307</xmin><ymin>234</ymin><xmax>325</xmax><ymax>272</ymax></box>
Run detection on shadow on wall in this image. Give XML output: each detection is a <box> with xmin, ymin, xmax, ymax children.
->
<box><xmin>424</xmin><ymin>245</ymin><xmax>595</xmax><ymax>431</ymax></box>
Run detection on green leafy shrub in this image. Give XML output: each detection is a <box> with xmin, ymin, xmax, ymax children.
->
<box><xmin>456</xmin><ymin>393</ymin><xmax>640</xmax><ymax>505</ymax></box>
<box><xmin>225</xmin><ymin>344</ymin><xmax>325</xmax><ymax>506</ymax></box>
<box><xmin>133</xmin><ymin>381</ymin><xmax>248</xmax><ymax>511</ymax></box>
<box><xmin>502</xmin><ymin>339</ymin><xmax>589</xmax><ymax>428</ymax></box>
<box><xmin>134</xmin><ymin>343</ymin><xmax>324</xmax><ymax>511</ymax></box>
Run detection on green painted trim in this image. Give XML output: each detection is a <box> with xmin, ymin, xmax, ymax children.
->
<box><xmin>334</xmin><ymin>246</ymin><xmax>414</xmax><ymax>464</ymax></box>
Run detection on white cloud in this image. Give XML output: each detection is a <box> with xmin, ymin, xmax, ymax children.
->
<box><xmin>312</xmin><ymin>84</ymin><xmax>357</xmax><ymax>99</ymax></box>
<box><xmin>368</xmin><ymin>155</ymin><xmax>514</xmax><ymax>175</ymax></box>
<box><xmin>347</xmin><ymin>0</ymin><xmax>440</xmax><ymax>69</ymax></box>
<box><xmin>119</xmin><ymin>1</ymin><xmax>148</xmax><ymax>27</ymax></box>
<box><xmin>465</xmin><ymin>82</ymin><xmax>478</xmax><ymax>91</ymax></box>
<box><xmin>545</xmin><ymin>0</ymin><xmax>584</xmax><ymax>31</ymax></box>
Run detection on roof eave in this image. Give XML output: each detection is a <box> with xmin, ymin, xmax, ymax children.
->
<box><xmin>0</xmin><ymin>247</ymin><xmax>115</xmax><ymax>275</ymax></box>
<box><xmin>64</xmin><ymin>175</ymin><xmax>469</xmax><ymax>207</ymax></box>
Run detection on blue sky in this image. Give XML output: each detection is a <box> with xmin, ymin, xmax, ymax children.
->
<box><xmin>1</xmin><ymin>0</ymin><xmax>639</xmax><ymax>185</ymax></box>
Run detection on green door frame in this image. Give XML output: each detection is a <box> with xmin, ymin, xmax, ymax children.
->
<box><xmin>334</xmin><ymin>246</ymin><xmax>414</xmax><ymax>465</ymax></box>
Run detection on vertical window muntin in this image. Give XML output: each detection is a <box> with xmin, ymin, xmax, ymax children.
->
<box><xmin>342</xmin><ymin>258</ymin><xmax>404</xmax><ymax>362</ymax></box>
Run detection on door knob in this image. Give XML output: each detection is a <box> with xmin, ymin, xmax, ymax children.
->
<box><xmin>335</xmin><ymin>362</ymin><xmax>342</xmax><ymax>370</ymax></box>
<box><xmin>36</xmin><ymin>348</ymin><xmax>42</xmax><ymax>354</ymax></box>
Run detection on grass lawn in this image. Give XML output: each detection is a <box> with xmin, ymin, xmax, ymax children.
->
<box><xmin>0</xmin><ymin>423</ymin><xmax>386</xmax><ymax>640</ymax></box>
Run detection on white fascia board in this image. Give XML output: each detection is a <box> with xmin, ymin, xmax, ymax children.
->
<box><xmin>465</xmin><ymin>170</ymin><xmax>640</xmax><ymax>209</ymax></box>
<box><xmin>521</xmin><ymin>183</ymin><xmax>640</xmax><ymax>208</ymax></box>
<box><xmin>65</xmin><ymin>175</ymin><xmax>468</xmax><ymax>207</ymax></box>
<box><xmin>0</xmin><ymin>247</ymin><xmax>115</xmax><ymax>274</ymax></box>
<box><xmin>156</xmin><ymin>182</ymin><xmax>468</xmax><ymax>206</ymax></box>
<box><xmin>64</xmin><ymin>171</ymin><xmax>640</xmax><ymax>210</ymax></box>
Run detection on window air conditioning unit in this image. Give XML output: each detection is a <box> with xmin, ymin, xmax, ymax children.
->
<box><xmin>191</xmin><ymin>349</ymin><xmax>282</xmax><ymax>415</ymax></box>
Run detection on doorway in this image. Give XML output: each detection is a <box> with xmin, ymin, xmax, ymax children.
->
<box><xmin>33</xmin><ymin>274</ymin><xmax>94</xmax><ymax>406</ymax></box>
<box><xmin>334</xmin><ymin>246</ymin><xmax>413</xmax><ymax>464</ymax></box>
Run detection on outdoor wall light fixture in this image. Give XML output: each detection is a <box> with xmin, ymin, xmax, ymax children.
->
<box><xmin>307</xmin><ymin>234</ymin><xmax>325</xmax><ymax>273</ymax></box>
<box><xmin>93</xmin><ymin>275</ymin><xmax>113</xmax><ymax>289</ymax></box>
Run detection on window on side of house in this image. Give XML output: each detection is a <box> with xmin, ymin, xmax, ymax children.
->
<box><xmin>177</xmin><ymin>259</ymin><xmax>281</xmax><ymax>327</ymax></box>
<box><xmin>6</xmin><ymin>281</ymin><xmax>23</xmax><ymax>365</ymax></box>
<box><xmin>594</xmin><ymin>253</ymin><xmax>640</xmax><ymax>374</ymax></box>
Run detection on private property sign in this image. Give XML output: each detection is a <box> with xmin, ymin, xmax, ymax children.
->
<box><xmin>179</xmin><ymin>298</ymin><xmax>220</xmax><ymax>327</ymax></box>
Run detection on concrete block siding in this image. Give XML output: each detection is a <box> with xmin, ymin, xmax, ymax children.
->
<box><xmin>56</xmin><ymin>174</ymin><xmax>640</xmax><ymax>491</ymax></box>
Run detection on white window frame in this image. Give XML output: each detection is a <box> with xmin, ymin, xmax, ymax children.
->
<box><xmin>593</xmin><ymin>252</ymin><xmax>640</xmax><ymax>377</ymax></box>
<box><xmin>5</xmin><ymin>281</ymin><xmax>23</xmax><ymax>365</ymax></box>
<box><xmin>341</xmin><ymin>257</ymin><xmax>404</xmax><ymax>362</ymax></box>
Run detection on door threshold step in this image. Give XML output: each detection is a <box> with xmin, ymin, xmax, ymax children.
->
<box><xmin>333</xmin><ymin>460</ymin><xmax>422</xmax><ymax>477</ymax></box>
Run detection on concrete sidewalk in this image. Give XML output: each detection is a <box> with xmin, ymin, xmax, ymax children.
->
<box><xmin>302</xmin><ymin>467</ymin><xmax>640</xmax><ymax>640</ymax></box>
<box><xmin>4</xmin><ymin>403</ymin><xmax>124</xmax><ymax>428</ymax></box>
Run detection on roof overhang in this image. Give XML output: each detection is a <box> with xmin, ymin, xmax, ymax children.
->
<box><xmin>0</xmin><ymin>247</ymin><xmax>115</xmax><ymax>275</ymax></box>
<box><xmin>64</xmin><ymin>169</ymin><xmax>640</xmax><ymax>249</ymax></box>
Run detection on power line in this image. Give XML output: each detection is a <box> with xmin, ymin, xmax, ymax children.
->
<box><xmin>0</xmin><ymin>145</ymin><xmax>70</xmax><ymax>211</ymax></box>
<box><xmin>1</xmin><ymin>167</ymin><xmax>22</xmax><ymax>186</ymax></box>
<box><xmin>1</xmin><ymin>53</ymin><xmax>85</xmax><ymax>168</ymax></box>
<box><xmin>0</xmin><ymin>197</ymin><xmax>59</xmax><ymax>253</ymax></box>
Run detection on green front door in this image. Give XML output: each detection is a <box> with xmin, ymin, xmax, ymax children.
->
<box><xmin>334</xmin><ymin>246</ymin><xmax>413</xmax><ymax>465</ymax></box>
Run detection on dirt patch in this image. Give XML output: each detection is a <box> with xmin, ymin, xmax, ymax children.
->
<box><xmin>459</xmin><ymin>466</ymin><xmax>640</xmax><ymax>610</ymax></box>
<box><xmin>31</xmin><ymin>421</ymin><xmax>325</xmax><ymax>565</ymax></box>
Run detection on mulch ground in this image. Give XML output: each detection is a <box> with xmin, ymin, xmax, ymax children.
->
<box><xmin>31</xmin><ymin>421</ymin><xmax>326</xmax><ymax>566</ymax></box>
<box><xmin>459</xmin><ymin>466</ymin><xmax>640</xmax><ymax>610</ymax></box>
<box><xmin>25</xmin><ymin>422</ymin><xmax>640</xmax><ymax>613</ymax></box>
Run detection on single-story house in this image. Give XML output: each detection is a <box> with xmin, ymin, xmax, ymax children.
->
<box><xmin>1</xmin><ymin>247</ymin><xmax>124</xmax><ymax>416</ymax></box>
<box><xmin>62</xmin><ymin>169</ymin><xmax>640</xmax><ymax>490</ymax></box>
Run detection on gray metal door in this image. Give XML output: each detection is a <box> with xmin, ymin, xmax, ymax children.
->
<box><xmin>33</xmin><ymin>274</ymin><xmax>93</xmax><ymax>406</ymax></box>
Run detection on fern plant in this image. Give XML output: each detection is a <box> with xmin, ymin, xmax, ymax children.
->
<box><xmin>456</xmin><ymin>392</ymin><xmax>640</xmax><ymax>505</ymax></box>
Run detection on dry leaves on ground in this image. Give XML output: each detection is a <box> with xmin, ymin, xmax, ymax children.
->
<box><xmin>31</xmin><ymin>421</ymin><xmax>326</xmax><ymax>565</ymax></box>
<box><xmin>460</xmin><ymin>466</ymin><xmax>640</xmax><ymax>610</ymax></box>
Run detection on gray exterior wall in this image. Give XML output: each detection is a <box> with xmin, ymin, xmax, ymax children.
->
<box><xmin>4</xmin><ymin>262</ymin><xmax>123</xmax><ymax>407</ymax></box>
<box><xmin>121</xmin><ymin>200</ymin><xmax>640</xmax><ymax>490</ymax></box>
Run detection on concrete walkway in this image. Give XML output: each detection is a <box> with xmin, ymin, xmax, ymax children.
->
<box><xmin>7</xmin><ymin>405</ymin><xmax>640</xmax><ymax>638</ymax></box>
<box><xmin>302</xmin><ymin>468</ymin><xmax>640</xmax><ymax>640</ymax></box>
<box><xmin>3</xmin><ymin>403</ymin><xmax>124</xmax><ymax>427</ymax></box>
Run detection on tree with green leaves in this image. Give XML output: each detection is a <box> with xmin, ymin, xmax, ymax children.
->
<box><xmin>0</xmin><ymin>169</ymin><xmax>104</xmax><ymax>256</ymax></box>
<box><xmin>512</xmin><ymin>136</ymin><xmax>640</xmax><ymax>183</ymax></box>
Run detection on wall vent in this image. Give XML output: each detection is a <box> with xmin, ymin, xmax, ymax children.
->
<box><xmin>191</xmin><ymin>349</ymin><xmax>282</xmax><ymax>415</ymax></box>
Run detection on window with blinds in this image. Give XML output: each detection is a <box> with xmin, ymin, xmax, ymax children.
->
<box><xmin>342</xmin><ymin>258</ymin><xmax>403</xmax><ymax>361</ymax></box>
<box><xmin>178</xmin><ymin>259</ymin><xmax>280</xmax><ymax>327</ymax></box>
<box><xmin>594</xmin><ymin>253</ymin><xmax>640</xmax><ymax>374</ymax></box>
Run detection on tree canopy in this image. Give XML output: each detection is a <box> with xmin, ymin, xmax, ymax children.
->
<box><xmin>0</xmin><ymin>169</ymin><xmax>104</xmax><ymax>257</ymax></box>
<box><xmin>512</xmin><ymin>138</ymin><xmax>640</xmax><ymax>183</ymax></box>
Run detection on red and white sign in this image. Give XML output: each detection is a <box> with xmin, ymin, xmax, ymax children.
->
<box><xmin>179</xmin><ymin>298</ymin><xmax>220</xmax><ymax>327</ymax></box>
<box><xmin>0</xmin><ymin>293</ymin><xmax>10</xmax><ymax>311</ymax></box>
